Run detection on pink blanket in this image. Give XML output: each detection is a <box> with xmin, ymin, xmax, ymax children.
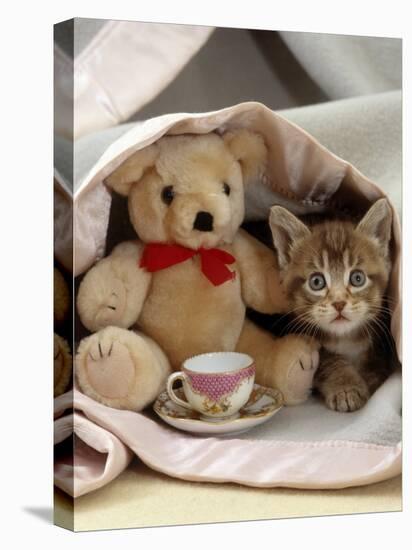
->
<box><xmin>54</xmin><ymin>390</ymin><xmax>133</xmax><ymax>497</ymax></box>
<box><xmin>54</xmin><ymin>385</ymin><xmax>401</xmax><ymax>497</ymax></box>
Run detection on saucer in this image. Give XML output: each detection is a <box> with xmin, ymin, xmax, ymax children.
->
<box><xmin>153</xmin><ymin>384</ymin><xmax>283</xmax><ymax>436</ymax></box>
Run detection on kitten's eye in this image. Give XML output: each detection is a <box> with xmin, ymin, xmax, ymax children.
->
<box><xmin>350</xmin><ymin>269</ymin><xmax>366</xmax><ymax>287</ymax></box>
<box><xmin>309</xmin><ymin>272</ymin><xmax>326</xmax><ymax>291</ymax></box>
<box><xmin>222</xmin><ymin>182</ymin><xmax>231</xmax><ymax>196</ymax></box>
<box><xmin>161</xmin><ymin>185</ymin><xmax>175</xmax><ymax>205</ymax></box>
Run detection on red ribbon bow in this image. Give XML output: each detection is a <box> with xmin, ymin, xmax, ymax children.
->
<box><xmin>140</xmin><ymin>243</ymin><xmax>236</xmax><ymax>286</ymax></box>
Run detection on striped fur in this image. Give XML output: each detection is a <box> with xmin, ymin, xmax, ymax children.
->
<box><xmin>269</xmin><ymin>199</ymin><xmax>395</xmax><ymax>412</ymax></box>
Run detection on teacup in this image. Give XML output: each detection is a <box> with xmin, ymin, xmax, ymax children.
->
<box><xmin>166</xmin><ymin>352</ymin><xmax>255</xmax><ymax>420</ymax></box>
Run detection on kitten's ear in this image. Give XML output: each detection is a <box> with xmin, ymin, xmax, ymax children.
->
<box><xmin>269</xmin><ymin>206</ymin><xmax>310</xmax><ymax>269</ymax></box>
<box><xmin>357</xmin><ymin>199</ymin><xmax>393</xmax><ymax>257</ymax></box>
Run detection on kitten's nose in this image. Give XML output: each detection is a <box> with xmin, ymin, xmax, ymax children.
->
<box><xmin>332</xmin><ymin>301</ymin><xmax>347</xmax><ymax>312</ymax></box>
<box><xmin>193</xmin><ymin>211</ymin><xmax>214</xmax><ymax>232</ymax></box>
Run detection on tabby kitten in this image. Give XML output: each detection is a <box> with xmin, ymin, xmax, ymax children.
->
<box><xmin>269</xmin><ymin>199</ymin><xmax>394</xmax><ymax>412</ymax></box>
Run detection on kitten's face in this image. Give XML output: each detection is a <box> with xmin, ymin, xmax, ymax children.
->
<box><xmin>282</xmin><ymin>223</ymin><xmax>389</xmax><ymax>336</ymax></box>
<box><xmin>270</xmin><ymin>200</ymin><xmax>392</xmax><ymax>338</ymax></box>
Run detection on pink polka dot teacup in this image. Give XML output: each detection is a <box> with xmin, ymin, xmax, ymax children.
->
<box><xmin>166</xmin><ymin>352</ymin><xmax>255</xmax><ymax>419</ymax></box>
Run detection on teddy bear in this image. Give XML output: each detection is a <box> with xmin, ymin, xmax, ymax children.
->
<box><xmin>54</xmin><ymin>266</ymin><xmax>72</xmax><ymax>397</ymax></box>
<box><xmin>75</xmin><ymin>130</ymin><xmax>319</xmax><ymax>412</ymax></box>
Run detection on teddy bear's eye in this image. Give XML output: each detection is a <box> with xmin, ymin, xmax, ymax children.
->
<box><xmin>161</xmin><ymin>185</ymin><xmax>175</xmax><ymax>205</ymax></box>
<box><xmin>223</xmin><ymin>182</ymin><xmax>231</xmax><ymax>196</ymax></box>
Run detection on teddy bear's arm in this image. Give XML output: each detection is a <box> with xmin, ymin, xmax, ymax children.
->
<box><xmin>77</xmin><ymin>241</ymin><xmax>151</xmax><ymax>332</ymax></box>
<box><xmin>232</xmin><ymin>229</ymin><xmax>289</xmax><ymax>314</ymax></box>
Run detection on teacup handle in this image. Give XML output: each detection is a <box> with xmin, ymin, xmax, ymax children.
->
<box><xmin>166</xmin><ymin>372</ymin><xmax>192</xmax><ymax>410</ymax></box>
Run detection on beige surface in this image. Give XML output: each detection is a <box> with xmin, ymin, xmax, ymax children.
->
<box><xmin>54</xmin><ymin>460</ymin><xmax>402</xmax><ymax>532</ymax></box>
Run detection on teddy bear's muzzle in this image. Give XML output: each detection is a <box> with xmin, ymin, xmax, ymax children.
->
<box><xmin>193</xmin><ymin>211</ymin><xmax>214</xmax><ymax>232</ymax></box>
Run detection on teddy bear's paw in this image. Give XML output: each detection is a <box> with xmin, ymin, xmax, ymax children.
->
<box><xmin>87</xmin><ymin>279</ymin><xmax>128</xmax><ymax>331</ymax></box>
<box><xmin>281</xmin><ymin>335</ymin><xmax>320</xmax><ymax>405</ymax></box>
<box><xmin>285</xmin><ymin>357</ymin><xmax>318</xmax><ymax>404</ymax></box>
<box><xmin>75</xmin><ymin>326</ymin><xmax>170</xmax><ymax>411</ymax></box>
<box><xmin>79</xmin><ymin>328</ymin><xmax>137</xmax><ymax>401</ymax></box>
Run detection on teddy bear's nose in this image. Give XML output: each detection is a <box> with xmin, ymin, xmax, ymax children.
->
<box><xmin>193</xmin><ymin>211</ymin><xmax>214</xmax><ymax>232</ymax></box>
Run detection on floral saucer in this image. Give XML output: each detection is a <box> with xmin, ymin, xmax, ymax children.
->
<box><xmin>153</xmin><ymin>384</ymin><xmax>283</xmax><ymax>436</ymax></box>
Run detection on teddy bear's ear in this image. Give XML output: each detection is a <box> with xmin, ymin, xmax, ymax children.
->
<box><xmin>105</xmin><ymin>143</ymin><xmax>159</xmax><ymax>196</ymax></box>
<box><xmin>223</xmin><ymin>129</ymin><xmax>267</xmax><ymax>185</ymax></box>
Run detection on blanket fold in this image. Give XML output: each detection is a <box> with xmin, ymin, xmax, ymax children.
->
<box><xmin>54</xmin><ymin>391</ymin><xmax>133</xmax><ymax>498</ymax></box>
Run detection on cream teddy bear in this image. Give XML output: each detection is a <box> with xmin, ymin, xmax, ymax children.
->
<box><xmin>75</xmin><ymin>130</ymin><xmax>319</xmax><ymax>411</ymax></box>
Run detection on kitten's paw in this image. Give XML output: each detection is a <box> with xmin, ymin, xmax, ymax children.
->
<box><xmin>325</xmin><ymin>386</ymin><xmax>368</xmax><ymax>412</ymax></box>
